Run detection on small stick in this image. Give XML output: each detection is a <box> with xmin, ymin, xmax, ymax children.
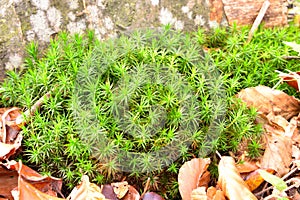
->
<box><xmin>15</xmin><ymin>88</ymin><xmax>55</xmax><ymax>125</ymax></box>
<box><xmin>247</xmin><ymin>0</ymin><xmax>270</xmax><ymax>43</ymax></box>
<box><xmin>140</xmin><ymin>177</ymin><xmax>151</xmax><ymax>199</ymax></box>
<box><xmin>282</xmin><ymin>55</ymin><xmax>300</xmax><ymax>60</ymax></box>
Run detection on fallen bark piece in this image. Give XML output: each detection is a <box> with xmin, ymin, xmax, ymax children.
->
<box><xmin>222</xmin><ymin>0</ymin><xmax>288</xmax><ymax>27</ymax></box>
<box><xmin>236</xmin><ymin>85</ymin><xmax>300</xmax><ymax>120</ymax></box>
<box><xmin>218</xmin><ymin>156</ymin><xmax>257</xmax><ymax>200</ymax></box>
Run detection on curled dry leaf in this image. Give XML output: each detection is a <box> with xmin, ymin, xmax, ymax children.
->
<box><xmin>277</xmin><ymin>70</ymin><xmax>300</xmax><ymax>91</ymax></box>
<box><xmin>236</xmin><ymin>161</ymin><xmax>259</xmax><ymax>174</ymax></box>
<box><xmin>111</xmin><ymin>181</ymin><xmax>129</xmax><ymax>199</ymax></box>
<box><xmin>17</xmin><ymin>177</ymin><xmax>62</xmax><ymax>200</ymax></box>
<box><xmin>244</xmin><ymin>169</ymin><xmax>275</xmax><ymax>191</ymax></box>
<box><xmin>218</xmin><ymin>156</ymin><xmax>257</xmax><ymax>200</ymax></box>
<box><xmin>0</xmin><ymin>160</ymin><xmax>63</xmax><ymax>200</ymax></box>
<box><xmin>68</xmin><ymin>175</ymin><xmax>106</xmax><ymax>200</ymax></box>
<box><xmin>141</xmin><ymin>192</ymin><xmax>164</xmax><ymax>200</ymax></box>
<box><xmin>178</xmin><ymin>158</ymin><xmax>211</xmax><ymax>200</ymax></box>
<box><xmin>0</xmin><ymin>165</ymin><xmax>18</xmax><ymax>200</ymax></box>
<box><xmin>236</xmin><ymin>86</ymin><xmax>300</xmax><ymax>120</ymax></box>
<box><xmin>191</xmin><ymin>187</ymin><xmax>207</xmax><ymax>200</ymax></box>
<box><xmin>101</xmin><ymin>185</ymin><xmax>117</xmax><ymax>200</ymax></box>
<box><xmin>121</xmin><ymin>185</ymin><xmax>140</xmax><ymax>200</ymax></box>
<box><xmin>0</xmin><ymin>108</ymin><xmax>23</xmax><ymax>161</ymax></box>
<box><xmin>260</xmin><ymin>131</ymin><xmax>292</xmax><ymax>177</ymax></box>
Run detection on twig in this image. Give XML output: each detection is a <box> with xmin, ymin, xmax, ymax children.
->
<box><xmin>247</xmin><ymin>0</ymin><xmax>270</xmax><ymax>43</ymax></box>
<box><xmin>15</xmin><ymin>88</ymin><xmax>55</xmax><ymax>125</ymax></box>
<box><xmin>282</xmin><ymin>55</ymin><xmax>300</xmax><ymax>60</ymax></box>
<box><xmin>140</xmin><ymin>177</ymin><xmax>150</xmax><ymax>199</ymax></box>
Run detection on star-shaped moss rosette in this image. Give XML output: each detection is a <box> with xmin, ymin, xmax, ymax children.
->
<box><xmin>72</xmin><ymin>26</ymin><xmax>226</xmax><ymax>174</ymax></box>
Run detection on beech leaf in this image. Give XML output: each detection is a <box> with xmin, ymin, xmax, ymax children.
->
<box><xmin>236</xmin><ymin>86</ymin><xmax>300</xmax><ymax>120</ymax></box>
<box><xmin>178</xmin><ymin>158</ymin><xmax>211</xmax><ymax>200</ymax></box>
<box><xmin>218</xmin><ymin>156</ymin><xmax>257</xmax><ymax>200</ymax></box>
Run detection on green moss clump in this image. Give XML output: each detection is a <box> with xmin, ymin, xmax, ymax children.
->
<box><xmin>2</xmin><ymin>25</ymin><xmax>299</xmax><ymax>198</ymax></box>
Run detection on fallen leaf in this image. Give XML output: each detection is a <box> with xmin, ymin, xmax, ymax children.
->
<box><xmin>3</xmin><ymin>160</ymin><xmax>63</xmax><ymax>198</ymax></box>
<box><xmin>191</xmin><ymin>187</ymin><xmax>207</xmax><ymax>200</ymax></box>
<box><xmin>111</xmin><ymin>181</ymin><xmax>128</xmax><ymax>199</ymax></box>
<box><xmin>244</xmin><ymin>168</ymin><xmax>275</xmax><ymax>191</ymax></box>
<box><xmin>178</xmin><ymin>158</ymin><xmax>211</xmax><ymax>200</ymax></box>
<box><xmin>257</xmin><ymin>169</ymin><xmax>287</xmax><ymax>192</ymax></box>
<box><xmin>18</xmin><ymin>176</ymin><xmax>63</xmax><ymax>200</ymax></box>
<box><xmin>0</xmin><ymin>108</ymin><xmax>23</xmax><ymax>161</ymax></box>
<box><xmin>101</xmin><ymin>184</ymin><xmax>117</xmax><ymax>200</ymax></box>
<box><xmin>121</xmin><ymin>185</ymin><xmax>140</xmax><ymax>200</ymax></box>
<box><xmin>68</xmin><ymin>175</ymin><xmax>106</xmax><ymax>200</ymax></box>
<box><xmin>141</xmin><ymin>192</ymin><xmax>164</xmax><ymax>200</ymax></box>
<box><xmin>218</xmin><ymin>156</ymin><xmax>257</xmax><ymax>200</ymax></box>
<box><xmin>236</xmin><ymin>161</ymin><xmax>259</xmax><ymax>174</ymax></box>
<box><xmin>0</xmin><ymin>165</ymin><xmax>18</xmax><ymax>200</ymax></box>
<box><xmin>283</xmin><ymin>41</ymin><xmax>300</xmax><ymax>55</ymax></box>
<box><xmin>260</xmin><ymin>131</ymin><xmax>292</xmax><ymax>177</ymax></box>
<box><xmin>236</xmin><ymin>86</ymin><xmax>300</xmax><ymax>120</ymax></box>
<box><xmin>277</xmin><ymin>71</ymin><xmax>300</xmax><ymax>91</ymax></box>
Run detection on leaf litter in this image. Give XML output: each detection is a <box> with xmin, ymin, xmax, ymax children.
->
<box><xmin>177</xmin><ymin>77</ymin><xmax>300</xmax><ymax>200</ymax></box>
<box><xmin>3</xmin><ymin>71</ymin><xmax>300</xmax><ymax>199</ymax></box>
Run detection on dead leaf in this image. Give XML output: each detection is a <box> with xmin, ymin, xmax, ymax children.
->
<box><xmin>101</xmin><ymin>184</ymin><xmax>117</xmax><ymax>200</ymax></box>
<box><xmin>3</xmin><ymin>160</ymin><xmax>63</xmax><ymax>199</ymax></box>
<box><xmin>244</xmin><ymin>168</ymin><xmax>275</xmax><ymax>191</ymax></box>
<box><xmin>0</xmin><ymin>108</ymin><xmax>23</xmax><ymax>161</ymax></box>
<box><xmin>121</xmin><ymin>185</ymin><xmax>140</xmax><ymax>200</ymax></box>
<box><xmin>277</xmin><ymin>71</ymin><xmax>300</xmax><ymax>91</ymax></box>
<box><xmin>218</xmin><ymin>156</ymin><xmax>257</xmax><ymax>200</ymax></box>
<box><xmin>141</xmin><ymin>192</ymin><xmax>164</xmax><ymax>200</ymax></box>
<box><xmin>0</xmin><ymin>165</ymin><xmax>18</xmax><ymax>200</ymax></box>
<box><xmin>191</xmin><ymin>187</ymin><xmax>207</xmax><ymax>200</ymax></box>
<box><xmin>236</xmin><ymin>86</ymin><xmax>300</xmax><ymax>120</ymax></box>
<box><xmin>17</xmin><ymin>177</ymin><xmax>63</xmax><ymax>200</ymax></box>
<box><xmin>260</xmin><ymin>131</ymin><xmax>292</xmax><ymax>177</ymax></box>
<box><xmin>178</xmin><ymin>158</ymin><xmax>211</xmax><ymax>200</ymax></box>
<box><xmin>68</xmin><ymin>175</ymin><xmax>106</xmax><ymax>200</ymax></box>
<box><xmin>111</xmin><ymin>181</ymin><xmax>128</xmax><ymax>199</ymax></box>
<box><xmin>236</xmin><ymin>161</ymin><xmax>259</xmax><ymax>174</ymax></box>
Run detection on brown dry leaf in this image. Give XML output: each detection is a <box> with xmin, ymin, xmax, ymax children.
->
<box><xmin>236</xmin><ymin>86</ymin><xmax>300</xmax><ymax>120</ymax></box>
<box><xmin>244</xmin><ymin>168</ymin><xmax>275</xmax><ymax>191</ymax></box>
<box><xmin>111</xmin><ymin>181</ymin><xmax>128</xmax><ymax>199</ymax></box>
<box><xmin>277</xmin><ymin>71</ymin><xmax>300</xmax><ymax>91</ymax></box>
<box><xmin>3</xmin><ymin>160</ymin><xmax>63</xmax><ymax>199</ymax></box>
<box><xmin>101</xmin><ymin>185</ymin><xmax>117</xmax><ymax>200</ymax></box>
<box><xmin>0</xmin><ymin>165</ymin><xmax>18</xmax><ymax>200</ymax></box>
<box><xmin>260</xmin><ymin>131</ymin><xmax>292</xmax><ymax>177</ymax></box>
<box><xmin>0</xmin><ymin>108</ymin><xmax>23</xmax><ymax>161</ymax></box>
<box><xmin>68</xmin><ymin>175</ymin><xmax>106</xmax><ymax>200</ymax></box>
<box><xmin>17</xmin><ymin>177</ymin><xmax>63</xmax><ymax>200</ymax></box>
<box><xmin>121</xmin><ymin>185</ymin><xmax>140</xmax><ymax>200</ymax></box>
<box><xmin>178</xmin><ymin>158</ymin><xmax>211</xmax><ymax>200</ymax></box>
<box><xmin>218</xmin><ymin>156</ymin><xmax>257</xmax><ymax>200</ymax></box>
<box><xmin>191</xmin><ymin>187</ymin><xmax>207</xmax><ymax>200</ymax></box>
<box><xmin>141</xmin><ymin>192</ymin><xmax>164</xmax><ymax>200</ymax></box>
<box><xmin>236</xmin><ymin>161</ymin><xmax>259</xmax><ymax>174</ymax></box>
